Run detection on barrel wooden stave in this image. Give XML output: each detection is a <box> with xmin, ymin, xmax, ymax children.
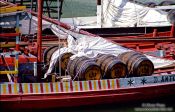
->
<box><xmin>105</xmin><ymin>59</ymin><xmax>127</xmax><ymax>78</ymax></box>
<box><xmin>54</xmin><ymin>52</ymin><xmax>73</xmax><ymax>75</ymax></box>
<box><xmin>96</xmin><ymin>54</ymin><xmax>116</xmax><ymax>73</ymax></box>
<box><xmin>118</xmin><ymin>51</ymin><xmax>154</xmax><ymax>77</ymax></box>
<box><xmin>43</xmin><ymin>46</ymin><xmax>59</xmax><ymax>65</ymax></box>
<box><xmin>67</xmin><ymin>57</ymin><xmax>101</xmax><ymax>80</ymax></box>
<box><xmin>133</xmin><ymin>57</ymin><xmax>154</xmax><ymax>76</ymax></box>
<box><xmin>67</xmin><ymin>56</ymin><xmax>89</xmax><ymax>78</ymax></box>
<box><xmin>78</xmin><ymin>60</ymin><xmax>101</xmax><ymax>80</ymax></box>
<box><xmin>96</xmin><ymin>54</ymin><xmax>127</xmax><ymax>79</ymax></box>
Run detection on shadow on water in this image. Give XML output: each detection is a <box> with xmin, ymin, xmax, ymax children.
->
<box><xmin>4</xmin><ymin>94</ymin><xmax>174</xmax><ymax>112</ymax></box>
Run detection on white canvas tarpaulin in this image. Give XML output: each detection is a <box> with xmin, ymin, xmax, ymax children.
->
<box><xmin>44</xmin><ymin>24</ymin><xmax>175</xmax><ymax>77</ymax></box>
<box><xmin>102</xmin><ymin>0</ymin><xmax>171</xmax><ymax>27</ymax></box>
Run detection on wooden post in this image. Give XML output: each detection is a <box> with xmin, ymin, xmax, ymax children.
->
<box><xmin>37</xmin><ymin>0</ymin><xmax>43</xmax><ymax>81</ymax></box>
<box><xmin>97</xmin><ymin>0</ymin><xmax>102</xmax><ymax>28</ymax></box>
<box><xmin>153</xmin><ymin>29</ymin><xmax>157</xmax><ymax>37</ymax></box>
<box><xmin>170</xmin><ymin>24</ymin><xmax>175</xmax><ymax>37</ymax></box>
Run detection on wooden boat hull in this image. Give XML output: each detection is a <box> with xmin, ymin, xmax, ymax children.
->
<box><xmin>1</xmin><ymin>82</ymin><xmax>175</xmax><ymax>109</ymax></box>
<box><xmin>1</xmin><ymin>73</ymin><xmax>175</xmax><ymax>109</ymax></box>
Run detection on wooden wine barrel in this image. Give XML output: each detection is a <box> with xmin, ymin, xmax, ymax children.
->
<box><xmin>118</xmin><ymin>51</ymin><xmax>154</xmax><ymax>77</ymax></box>
<box><xmin>67</xmin><ymin>57</ymin><xmax>101</xmax><ymax>80</ymax></box>
<box><xmin>54</xmin><ymin>52</ymin><xmax>73</xmax><ymax>74</ymax></box>
<box><xmin>43</xmin><ymin>45</ymin><xmax>73</xmax><ymax>75</ymax></box>
<box><xmin>43</xmin><ymin>46</ymin><xmax>59</xmax><ymax>65</ymax></box>
<box><xmin>96</xmin><ymin>54</ymin><xmax>128</xmax><ymax>78</ymax></box>
<box><xmin>67</xmin><ymin>56</ymin><xmax>89</xmax><ymax>77</ymax></box>
<box><xmin>96</xmin><ymin>54</ymin><xmax>116</xmax><ymax>69</ymax></box>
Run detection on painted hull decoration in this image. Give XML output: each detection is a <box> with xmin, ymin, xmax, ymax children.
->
<box><xmin>1</xmin><ymin>73</ymin><xmax>175</xmax><ymax>95</ymax></box>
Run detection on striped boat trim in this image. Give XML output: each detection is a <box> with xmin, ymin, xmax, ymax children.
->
<box><xmin>1</xmin><ymin>83</ymin><xmax>19</xmax><ymax>95</ymax></box>
<box><xmin>1</xmin><ymin>73</ymin><xmax>175</xmax><ymax>95</ymax></box>
<box><xmin>0</xmin><ymin>79</ymin><xmax>119</xmax><ymax>95</ymax></box>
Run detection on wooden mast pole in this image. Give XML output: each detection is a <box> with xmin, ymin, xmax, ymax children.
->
<box><xmin>97</xmin><ymin>0</ymin><xmax>102</xmax><ymax>28</ymax></box>
<box><xmin>37</xmin><ymin>0</ymin><xmax>43</xmax><ymax>81</ymax></box>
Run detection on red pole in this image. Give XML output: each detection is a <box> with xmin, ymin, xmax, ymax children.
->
<box><xmin>37</xmin><ymin>0</ymin><xmax>43</xmax><ymax>63</ymax></box>
<box><xmin>153</xmin><ymin>29</ymin><xmax>157</xmax><ymax>37</ymax></box>
<box><xmin>37</xmin><ymin>0</ymin><xmax>43</xmax><ymax>80</ymax></box>
<box><xmin>170</xmin><ymin>24</ymin><xmax>175</xmax><ymax>37</ymax></box>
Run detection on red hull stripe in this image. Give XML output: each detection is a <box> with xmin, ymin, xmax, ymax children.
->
<box><xmin>50</xmin><ymin>83</ymin><xmax>54</xmax><ymax>92</ymax></box>
<box><xmin>107</xmin><ymin>79</ymin><xmax>110</xmax><ymax>89</ymax></box>
<box><xmin>60</xmin><ymin>82</ymin><xmax>64</xmax><ymax>92</ymax></box>
<box><xmin>89</xmin><ymin>81</ymin><xmax>92</xmax><ymax>90</ymax></box>
<box><xmin>70</xmin><ymin>81</ymin><xmax>73</xmax><ymax>92</ymax></box>
<box><xmin>8</xmin><ymin>84</ymin><xmax>12</xmax><ymax>94</ymax></box>
<box><xmin>98</xmin><ymin>80</ymin><xmax>102</xmax><ymax>90</ymax></box>
<box><xmin>40</xmin><ymin>83</ymin><xmax>44</xmax><ymax>93</ymax></box>
<box><xmin>79</xmin><ymin>81</ymin><xmax>83</xmax><ymax>91</ymax></box>
<box><xmin>30</xmin><ymin>83</ymin><xmax>33</xmax><ymax>93</ymax></box>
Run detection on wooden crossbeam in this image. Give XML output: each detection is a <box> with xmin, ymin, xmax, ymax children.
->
<box><xmin>0</xmin><ymin>6</ymin><xmax>26</xmax><ymax>14</ymax></box>
<box><xmin>0</xmin><ymin>33</ymin><xmax>20</xmax><ymax>37</ymax></box>
<box><xmin>0</xmin><ymin>71</ymin><xmax>18</xmax><ymax>74</ymax></box>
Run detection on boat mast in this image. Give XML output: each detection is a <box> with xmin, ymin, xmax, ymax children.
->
<box><xmin>37</xmin><ymin>0</ymin><xmax>43</xmax><ymax>81</ymax></box>
<box><xmin>97</xmin><ymin>0</ymin><xmax>102</xmax><ymax>28</ymax></box>
<box><xmin>57</xmin><ymin>0</ymin><xmax>63</xmax><ymax>20</ymax></box>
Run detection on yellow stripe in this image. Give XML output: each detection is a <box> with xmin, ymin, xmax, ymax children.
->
<box><xmin>74</xmin><ymin>81</ymin><xmax>79</xmax><ymax>91</ymax></box>
<box><xmin>0</xmin><ymin>6</ymin><xmax>26</xmax><ymax>14</ymax></box>
<box><xmin>15</xmin><ymin>28</ymin><xmax>20</xmax><ymax>33</ymax></box>
<box><xmin>102</xmin><ymin>80</ymin><xmax>106</xmax><ymax>89</ymax></box>
<box><xmin>111</xmin><ymin>79</ymin><xmax>115</xmax><ymax>89</ymax></box>
<box><xmin>0</xmin><ymin>71</ymin><xmax>18</xmax><ymax>74</ymax></box>
<box><xmin>13</xmin><ymin>83</ymin><xmax>18</xmax><ymax>94</ymax></box>
<box><xmin>64</xmin><ymin>82</ymin><xmax>69</xmax><ymax>92</ymax></box>
<box><xmin>0</xmin><ymin>43</ymin><xmax>16</xmax><ymax>48</ymax></box>
<box><xmin>93</xmin><ymin>81</ymin><xmax>97</xmax><ymax>90</ymax></box>
<box><xmin>55</xmin><ymin>83</ymin><xmax>59</xmax><ymax>92</ymax></box>
<box><xmin>34</xmin><ymin>83</ymin><xmax>39</xmax><ymax>93</ymax></box>
<box><xmin>83</xmin><ymin>81</ymin><xmax>88</xmax><ymax>91</ymax></box>
<box><xmin>2</xmin><ymin>84</ymin><xmax>7</xmax><ymax>94</ymax></box>
<box><xmin>23</xmin><ymin>83</ymin><xmax>29</xmax><ymax>93</ymax></box>
<box><xmin>44</xmin><ymin>83</ymin><xmax>49</xmax><ymax>93</ymax></box>
<box><xmin>15</xmin><ymin>60</ymin><xmax>18</xmax><ymax>70</ymax></box>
